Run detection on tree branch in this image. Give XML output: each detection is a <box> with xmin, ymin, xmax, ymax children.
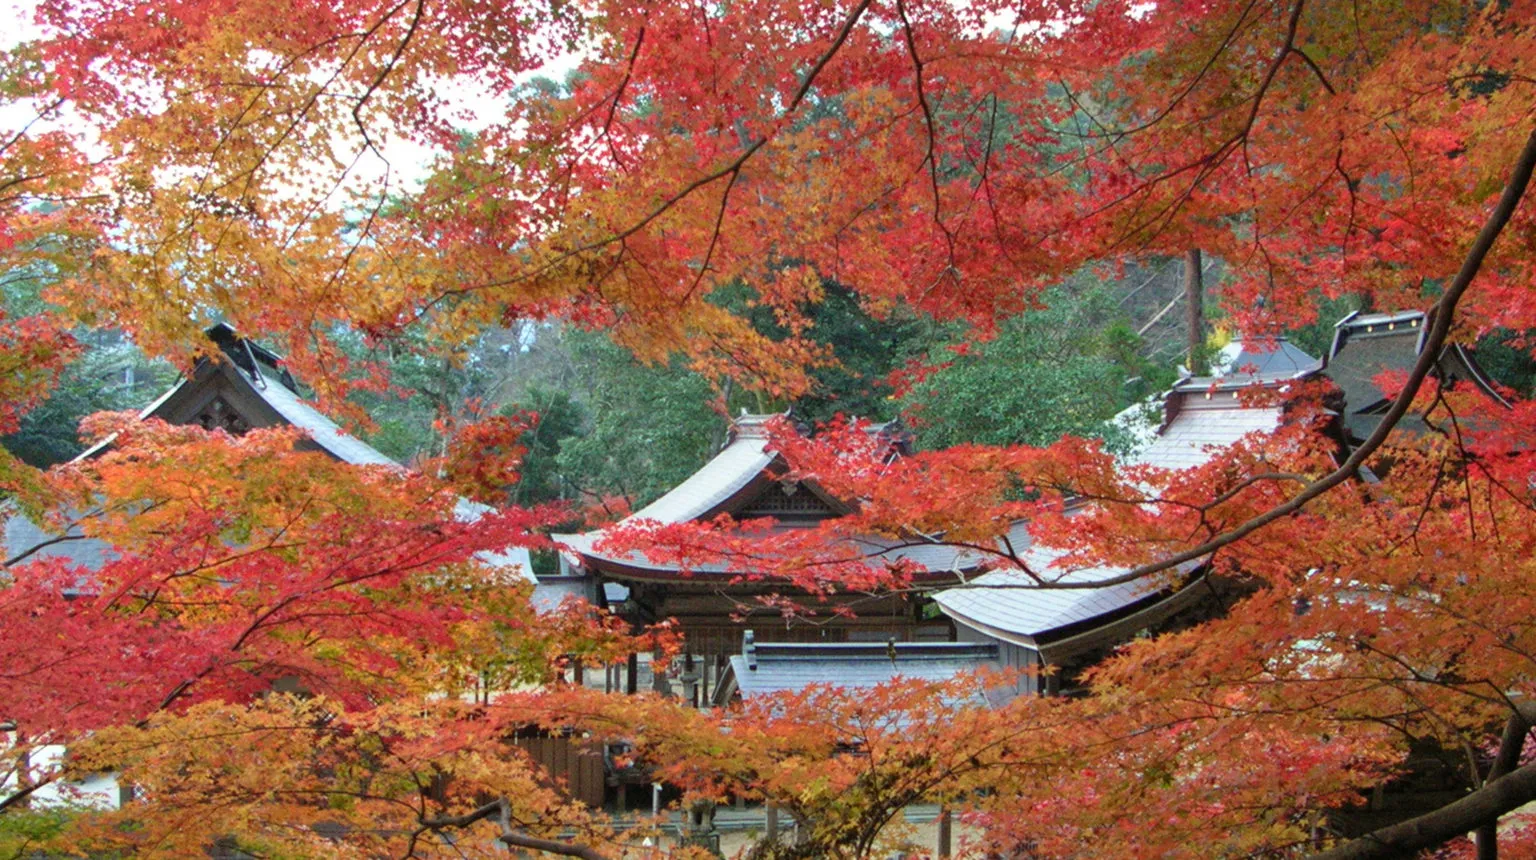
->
<box><xmin>1477</xmin><ymin>710</ymin><xmax>1532</xmax><ymax>859</ymax></box>
<box><xmin>0</xmin><ymin>779</ymin><xmax>50</xmax><ymax>814</ymax></box>
<box><xmin>2</xmin><ymin>532</ymin><xmax>90</xmax><ymax>569</ymax></box>
<box><xmin>416</xmin><ymin>798</ymin><xmax>609</xmax><ymax>860</ymax></box>
<box><xmin>1309</xmin><ymin>756</ymin><xmax>1536</xmax><ymax>860</ymax></box>
<box><xmin>1051</xmin><ymin>124</ymin><xmax>1536</xmax><ymax>591</ymax></box>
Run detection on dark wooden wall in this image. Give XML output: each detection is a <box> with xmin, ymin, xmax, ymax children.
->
<box><xmin>512</xmin><ymin>735</ymin><xmax>607</xmax><ymax>809</ymax></box>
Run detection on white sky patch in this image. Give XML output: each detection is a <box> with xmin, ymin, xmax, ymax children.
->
<box><xmin>2</xmin><ymin>0</ymin><xmax>42</xmax><ymax>48</ymax></box>
<box><xmin>4</xmin><ymin>0</ymin><xmax>591</xmax><ymax>206</ymax></box>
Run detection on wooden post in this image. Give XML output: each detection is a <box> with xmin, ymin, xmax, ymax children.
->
<box><xmin>937</xmin><ymin>807</ymin><xmax>952</xmax><ymax>859</ymax></box>
<box><xmin>573</xmin><ymin>661</ymin><xmax>584</xmax><ymax>687</ymax></box>
<box><xmin>626</xmin><ymin>652</ymin><xmax>639</xmax><ymax>695</ymax></box>
<box><xmin>766</xmin><ymin>804</ymin><xmax>779</xmax><ymax>842</ymax></box>
<box><xmin>14</xmin><ymin>737</ymin><xmax>30</xmax><ymax>811</ymax></box>
<box><xmin>1184</xmin><ymin>248</ymin><xmax>1206</xmax><ymax>375</ymax></box>
<box><xmin>685</xmin><ymin>653</ymin><xmax>697</xmax><ymax>708</ymax></box>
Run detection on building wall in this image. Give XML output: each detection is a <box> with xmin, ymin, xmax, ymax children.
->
<box><xmin>955</xmin><ymin>624</ymin><xmax>1041</xmax><ymax>699</ymax></box>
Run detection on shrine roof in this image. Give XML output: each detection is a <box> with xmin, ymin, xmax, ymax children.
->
<box><xmin>1324</xmin><ymin>309</ymin><xmax>1509</xmax><ymax>443</ymax></box>
<box><xmin>249</xmin><ymin>368</ymin><xmax>400</xmax><ymax>467</ymax></box>
<box><xmin>936</xmin><ymin>348</ymin><xmax>1308</xmax><ymax>650</ymax></box>
<box><xmin>51</xmin><ymin>325</ymin><xmax>535</xmax><ymax>585</ymax></box>
<box><xmin>557</xmin><ymin>413</ymin><xmax>877</xmax><ymax>578</ymax></box>
<box><xmin>626</xmin><ymin>417</ymin><xmax>779</xmax><ymax>526</ymax></box>
<box><xmin>1209</xmin><ymin>337</ymin><xmax>1323</xmax><ymax>381</ymax></box>
<box><xmin>1130</xmin><ymin>399</ymin><xmax>1286</xmax><ymax>471</ymax></box>
<box><xmin>931</xmin><ymin>532</ymin><xmax>1201</xmax><ymax>646</ymax></box>
<box><xmin>556</xmin><ymin>526</ymin><xmax>989</xmax><ymax>580</ymax></box>
<box><xmin>2</xmin><ymin>513</ymin><xmax>112</xmax><ymax>594</ymax></box>
<box><xmin>1325</xmin><ymin>311</ymin><xmax>1426</xmax><ymax>418</ymax></box>
<box><xmin>1122</xmin><ymin>337</ymin><xmax>1320</xmax><ymax>472</ymax></box>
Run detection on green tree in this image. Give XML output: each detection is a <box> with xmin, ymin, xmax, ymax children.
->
<box><xmin>553</xmin><ymin>330</ymin><xmax>721</xmax><ymax>511</ymax></box>
<box><xmin>501</xmin><ymin>384</ymin><xmax>584</xmax><ymax>506</ymax></box>
<box><xmin>899</xmin><ymin>288</ymin><xmax>1157</xmax><ymax>452</ymax></box>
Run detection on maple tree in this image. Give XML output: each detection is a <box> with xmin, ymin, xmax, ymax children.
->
<box><xmin>4</xmin><ymin>0</ymin><xmax>1536</xmax><ymax>857</ymax></box>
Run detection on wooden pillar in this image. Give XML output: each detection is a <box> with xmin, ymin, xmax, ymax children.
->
<box><xmin>626</xmin><ymin>652</ymin><xmax>638</xmax><ymax>695</ymax></box>
<box><xmin>685</xmin><ymin>653</ymin><xmax>698</xmax><ymax>708</ymax></box>
<box><xmin>766</xmin><ymin>804</ymin><xmax>779</xmax><ymax>841</ymax></box>
<box><xmin>573</xmin><ymin>661</ymin><xmax>584</xmax><ymax>687</ymax></box>
<box><xmin>937</xmin><ymin>807</ymin><xmax>952</xmax><ymax>859</ymax></box>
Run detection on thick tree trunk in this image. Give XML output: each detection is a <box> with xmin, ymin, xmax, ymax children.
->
<box><xmin>1184</xmin><ymin>248</ymin><xmax>1205</xmax><ymax>375</ymax></box>
<box><xmin>1477</xmin><ymin>712</ymin><xmax>1532</xmax><ymax>859</ymax></box>
<box><xmin>1309</xmin><ymin>758</ymin><xmax>1536</xmax><ymax>860</ymax></box>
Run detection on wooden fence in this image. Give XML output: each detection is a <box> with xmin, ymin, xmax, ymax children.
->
<box><xmin>512</xmin><ymin>733</ymin><xmax>607</xmax><ymax>808</ymax></box>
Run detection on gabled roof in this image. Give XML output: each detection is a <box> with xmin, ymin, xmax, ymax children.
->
<box><xmin>15</xmin><ymin>325</ymin><xmax>535</xmax><ymax>585</ymax></box>
<box><xmin>1325</xmin><ymin>309</ymin><xmax>1510</xmax><ymax>443</ymax></box>
<box><xmin>1209</xmin><ymin>336</ymin><xmax>1323</xmax><ymax>381</ymax></box>
<box><xmin>936</xmin><ymin>343</ymin><xmax>1319</xmax><ymax>656</ymax></box>
<box><xmin>1132</xmin><ymin>395</ymin><xmax>1287</xmax><ymax>471</ymax></box>
<box><xmin>1126</xmin><ymin>339</ymin><xmax>1320</xmax><ymax>471</ymax></box>
<box><xmin>242</xmin><ymin>367</ymin><xmax>399</xmax><ymax>467</ymax></box>
<box><xmin>624</xmin><ymin>415</ymin><xmax>779</xmax><ymax>525</ymax></box>
<box><xmin>559</xmin><ymin>414</ymin><xmax>928</xmax><ymax>581</ymax></box>
<box><xmin>75</xmin><ymin>326</ymin><xmax>401</xmax><ymax>469</ymax></box>
<box><xmin>558</xmin><ymin>526</ymin><xmax>993</xmax><ymax>581</ymax></box>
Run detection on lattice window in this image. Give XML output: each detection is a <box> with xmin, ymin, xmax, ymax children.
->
<box><xmin>740</xmin><ymin>481</ymin><xmax>836</xmax><ymax>518</ymax></box>
<box><xmin>194</xmin><ymin>397</ymin><xmax>251</xmax><ymax>435</ymax></box>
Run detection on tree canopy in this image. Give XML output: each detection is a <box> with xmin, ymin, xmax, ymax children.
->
<box><xmin>4</xmin><ymin>0</ymin><xmax>1536</xmax><ymax>857</ymax></box>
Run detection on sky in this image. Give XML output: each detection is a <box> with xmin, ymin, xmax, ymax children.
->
<box><xmin>0</xmin><ymin>0</ymin><xmax>585</xmax><ymax>195</ymax></box>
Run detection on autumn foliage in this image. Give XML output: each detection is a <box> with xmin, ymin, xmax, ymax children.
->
<box><xmin>5</xmin><ymin>0</ymin><xmax>1536</xmax><ymax>857</ymax></box>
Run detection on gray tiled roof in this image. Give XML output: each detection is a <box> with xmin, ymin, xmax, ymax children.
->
<box><xmin>247</xmin><ymin>368</ymin><xmax>401</xmax><ymax>467</ymax></box>
<box><xmin>555</xmin><ymin>415</ymin><xmax>783</xmax><ymax>570</ymax></box>
<box><xmin>931</xmin><ymin>537</ymin><xmax>1181</xmax><ymax>642</ymax></box>
<box><xmin>628</xmin><ymin>434</ymin><xmax>776</xmax><ymax>525</ymax></box>
<box><xmin>557</xmin><ymin>525</ymin><xmax>997</xmax><ymax>577</ymax></box>
<box><xmin>1324</xmin><ymin>309</ymin><xmax>1510</xmax><ymax>444</ymax></box>
<box><xmin>1131</xmin><ymin>404</ymin><xmax>1284</xmax><ymax>471</ymax></box>
<box><xmin>730</xmin><ymin>641</ymin><xmax>998</xmax><ymax>698</ymax></box>
<box><xmin>942</xmin><ymin>357</ymin><xmax>1293</xmax><ymax>644</ymax></box>
<box><xmin>1326</xmin><ymin>313</ymin><xmax>1423</xmax><ymax>423</ymax></box>
<box><xmin>1211</xmin><ymin>337</ymin><xmax>1323</xmax><ymax>381</ymax></box>
<box><xmin>2</xmin><ymin>513</ymin><xmax>113</xmax><ymax>590</ymax></box>
<box><xmin>529</xmin><ymin>575</ymin><xmax>596</xmax><ymax>613</ymax></box>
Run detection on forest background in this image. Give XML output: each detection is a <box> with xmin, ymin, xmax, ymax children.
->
<box><xmin>7</xmin><ymin>0</ymin><xmax>1536</xmax><ymax>858</ymax></box>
